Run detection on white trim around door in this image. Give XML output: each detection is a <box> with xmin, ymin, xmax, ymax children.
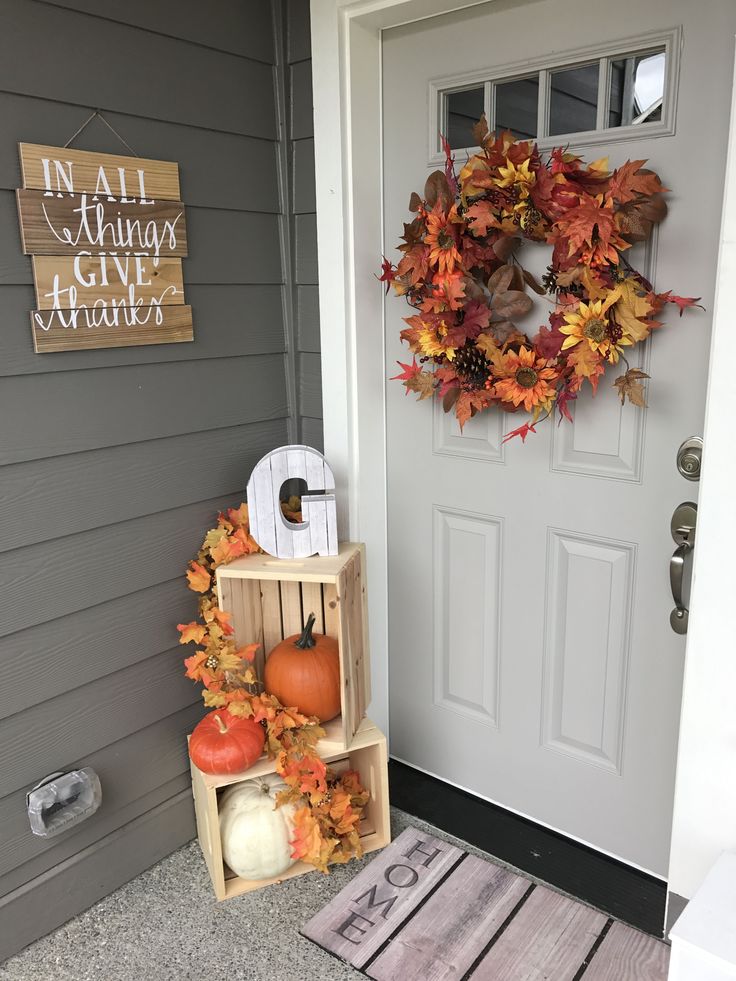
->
<box><xmin>310</xmin><ymin>0</ymin><xmax>736</xmax><ymax>907</ymax></box>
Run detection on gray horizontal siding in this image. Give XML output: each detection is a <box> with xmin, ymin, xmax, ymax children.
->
<box><xmin>0</xmin><ymin>646</ymin><xmax>199</xmax><ymax>799</ymax></box>
<box><xmin>0</xmin><ymin>580</ymin><xmax>194</xmax><ymax>720</ymax></box>
<box><xmin>0</xmin><ymin>284</ymin><xmax>286</xmax><ymax>377</ymax></box>
<box><xmin>0</xmin><ymin>355</ymin><xmax>288</xmax><ymax>465</ymax></box>
<box><xmin>290</xmin><ymin>59</ymin><xmax>314</xmax><ymax>140</ymax></box>
<box><xmin>299</xmin><ymin>352</ymin><xmax>323</xmax><ymax>418</ymax></box>
<box><xmin>184</xmin><ymin>208</ymin><xmax>282</xmax><ymax>282</ymax></box>
<box><xmin>292</xmin><ymin>137</ymin><xmax>316</xmax><ymax>213</ymax></box>
<box><xmin>287</xmin><ymin>0</ymin><xmax>311</xmax><ymax>63</ymax></box>
<box><xmin>301</xmin><ymin>416</ymin><xmax>324</xmax><ymax>451</ymax></box>
<box><xmin>0</xmin><ymin>93</ymin><xmax>280</xmax><ymax>213</ymax></box>
<box><xmin>295</xmin><ymin>213</ymin><xmax>318</xmax><ymax>285</ymax></box>
<box><xmin>41</xmin><ymin>0</ymin><xmax>275</xmax><ymax>62</ymax></box>
<box><xmin>284</xmin><ymin>1</ymin><xmax>321</xmax><ymax>444</ymax></box>
<box><xmin>0</xmin><ymin>421</ymin><xmax>286</xmax><ymax>552</ymax></box>
<box><xmin>297</xmin><ymin>285</ymin><xmax>321</xmax><ymax>352</ymax></box>
<box><xmin>0</xmin><ymin>495</ymin><xmax>242</xmax><ymax>638</ymax></box>
<box><xmin>0</xmin><ymin>790</ymin><xmax>195</xmax><ymax>964</ymax></box>
<box><xmin>0</xmin><ymin>704</ymin><xmax>202</xmax><ymax>894</ymax></box>
<box><xmin>0</xmin><ymin>0</ymin><xmax>276</xmax><ymax>137</ymax></box>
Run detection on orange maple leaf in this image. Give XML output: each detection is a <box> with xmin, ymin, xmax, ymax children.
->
<box><xmin>202</xmin><ymin>605</ymin><xmax>234</xmax><ymax>634</ymax></box>
<box><xmin>567</xmin><ymin>344</ymin><xmax>605</xmax><ymax>393</ymax></box>
<box><xmin>607</xmin><ymin>160</ymin><xmax>666</xmax><ymax>204</ymax></box>
<box><xmin>186</xmin><ymin>561</ymin><xmax>211</xmax><ymax>593</ymax></box>
<box><xmin>420</xmin><ymin>271</ymin><xmax>466</xmax><ymax>312</ymax></box>
<box><xmin>177</xmin><ymin>621</ymin><xmax>207</xmax><ymax>645</ymax></box>
<box><xmin>551</xmin><ymin>194</ymin><xmax>628</xmax><ymax>265</ymax></box>
<box><xmin>278</xmin><ymin>752</ymin><xmax>327</xmax><ymax>803</ymax></box>
<box><xmin>456</xmin><ymin>388</ymin><xmax>493</xmax><ymax>430</ymax></box>
<box><xmin>465</xmin><ymin>199</ymin><xmax>500</xmax><ymax>237</ymax></box>
<box><xmin>329</xmin><ymin>790</ymin><xmax>361</xmax><ymax>835</ymax></box>
<box><xmin>338</xmin><ymin>770</ymin><xmax>366</xmax><ymax>800</ymax></box>
<box><xmin>290</xmin><ymin>807</ymin><xmax>328</xmax><ymax>865</ymax></box>
<box><xmin>236</xmin><ymin>642</ymin><xmax>260</xmax><ymax>663</ymax></box>
<box><xmin>227</xmin><ymin>503</ymin><xmax>250</xmax><ymax>528</ymax></box>
<box><xmin>209</xmin><ymin>526</ymin><xmax>260</xmax><ymax>566</ymax></box>
<box><xmin>396</xmin><ymin>245</ymin><xmax>429</xmax><ymax>285</ymax></box>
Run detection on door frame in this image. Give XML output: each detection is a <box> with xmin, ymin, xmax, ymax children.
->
<box><xmin>310</xmin><ymin>0</ymin><xmax>736</xmax><ymax>904</ymax></box>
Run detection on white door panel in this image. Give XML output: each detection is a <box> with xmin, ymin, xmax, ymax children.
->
<box><xmin>383</xmin><ymin>0</ymin><xmax>735</xmax><ymax>874</ymax></box>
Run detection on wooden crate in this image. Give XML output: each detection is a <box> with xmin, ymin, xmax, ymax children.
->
<box><xmin>216</xmin><ymin>541</ymin><xmax>370</xmax><ymax>749</ymax></box>
<box><xmin>190</xmin><ymin>718</ymin><xmax>390</xmax><ymax>901</ymax></box>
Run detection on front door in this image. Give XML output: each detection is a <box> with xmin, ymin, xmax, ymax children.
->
<box><xmin>383</xmin><ymin>0</ymin><xmax>735</xmax><ymax>875</ymax></box>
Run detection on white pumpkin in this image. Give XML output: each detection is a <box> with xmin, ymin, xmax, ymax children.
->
<box><xmin>219</xmin><ymin>774</ymin><xmax>298</xmax><ymax>881</ymax></box>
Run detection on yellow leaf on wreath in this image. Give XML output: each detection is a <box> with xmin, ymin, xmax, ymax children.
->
<box><xmin>475</xmin><ymin>332</ymin><xmax>504</xmax><ymax>367</ymax></box>
<box><xmin>614</xmin><ymin>277</ymin><xmax>654</xmax><ymax>343</ymax></box>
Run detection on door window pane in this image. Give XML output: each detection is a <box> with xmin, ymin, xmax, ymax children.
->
<box><xmin>609</xmin><ymin>50</ymin><xmax>666</xmax><ymax>127</ymax></box>
<box><xmin>446</xmin><ymin>87</ymin><xmax>485</xmax><ymax>149</ymax></box>
<box><xmin>549</xmin><ymin>63</ymin><xmax>599</xmax><ymax>136</ymax></box>
<box><xmin>494</xmin><ymin>76</ymin><xmax>538</xmax><ymax>140</ymax></box>
<box><xmin>440</xmin><ymin>41</ymin><xmax>669</xmax><ymax>149</ymax></box>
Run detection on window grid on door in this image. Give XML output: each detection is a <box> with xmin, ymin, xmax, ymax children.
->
<box><xmin>433</xmin><ymin>29</ymin><xmax>679</xmax><ymax>162</ymax></box>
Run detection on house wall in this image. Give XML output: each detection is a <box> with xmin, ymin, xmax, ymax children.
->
<box><xmin>0</xmin><ymin>0</ymin><xmax>318</xmax><ymax>960</ymax></box>
<box><xmin>286</xmin><ymin>0</ymin><xmax>324</xmax><ymax>447</ymax></box>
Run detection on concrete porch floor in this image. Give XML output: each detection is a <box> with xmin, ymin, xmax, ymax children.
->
<box><xmin>0</xmin><ymin>808</ymin><xmax>667</xmax><ymax>981</ymax></box>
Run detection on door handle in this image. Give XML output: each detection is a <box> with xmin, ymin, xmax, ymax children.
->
<box><xmin>669</xmin><ymin>502</ymin><xmax>697</xmax><ymax>635</ymax></box>
<box><xmin>670</xmin><ymin>542</ymin><xmax>691</xmax><ymax>634</ymax></box>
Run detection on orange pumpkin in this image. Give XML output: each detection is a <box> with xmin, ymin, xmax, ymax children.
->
<box><xmin>264</xmin><ymin>612</ymin><xmax>341</xmax><ymax>722</ymax></box>
<box><xmin>189</xmin><ymin>710</ymin><xmax>265</xmax><ymax>774</ymax></box>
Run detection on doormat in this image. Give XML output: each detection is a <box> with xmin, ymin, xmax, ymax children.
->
<box><xmin>301</xmin><ymin>827</ymin><xmax>671</xmax><ymax>980</ymax></box>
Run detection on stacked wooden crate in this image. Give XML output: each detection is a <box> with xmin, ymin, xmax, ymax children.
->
<box><xmin>189</xmin><ymin>542</ymin><xmax>390</xmax><ymax>900</ymax></box>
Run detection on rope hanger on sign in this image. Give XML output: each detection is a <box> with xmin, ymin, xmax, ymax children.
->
<box><xmin>63</xmin><ymin>109</ymin><xmax>139</xmax><ymax>157</ymax></box>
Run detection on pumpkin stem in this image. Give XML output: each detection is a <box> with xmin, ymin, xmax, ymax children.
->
<box><xmin>295</xmin><ymin>612</ymin><xmax>317</xmax><ymax>650</ymax></box>
<box><xmin>213</xmin><ymin>713</ymin><xmax>228</xmax><ymax>734</ymax></box>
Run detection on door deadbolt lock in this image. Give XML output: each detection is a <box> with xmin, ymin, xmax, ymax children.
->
<box><xmin>676</xmin><ymin>437</ymin><xmax>703</xmax><ymax>481</ymax></box>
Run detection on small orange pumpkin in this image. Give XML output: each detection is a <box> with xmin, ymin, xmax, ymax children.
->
<box><xmin>264</xmin><ymin>612</ymin><xmax>341</xmax><ymax>722</ymax></box>
<box><xmin>189</xmin><ymin>710</ymin><xmax>265</xmax><ymax>774</ymax></box>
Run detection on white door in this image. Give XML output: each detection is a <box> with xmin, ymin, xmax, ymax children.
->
<box><xmin>383</xmin><ymin>0</ymin><xmax>735</xmax><ymax>876</ymax></box>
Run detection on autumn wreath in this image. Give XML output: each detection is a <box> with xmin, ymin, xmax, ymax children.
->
<box><xmin>380</xmin><ymin>117</ymin><xmax>701</xmax><ymax>441</ymax></box>
<box><xmin>177</xmin><ymin>501</ymin><xmax>369</xmax><ymax>873</ymax></box>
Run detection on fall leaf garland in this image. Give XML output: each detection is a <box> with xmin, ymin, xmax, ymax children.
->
<box><xmin>178</xmin><ymin>501</ymin><xmax>369</xmax><ymax>873</ymax></box>
<box><xmin>382</xmin><ymin>117</ymin><xmax>703</xmax><ymax>439</ymax></box>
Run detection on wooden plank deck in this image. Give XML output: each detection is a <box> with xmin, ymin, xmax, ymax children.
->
<box><xmin>302</xmin><ymin>829</ymin><xmax>670</xmax><ymax>980</ymax></box>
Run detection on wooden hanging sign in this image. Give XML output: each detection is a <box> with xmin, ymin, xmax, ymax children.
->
<box><xmin>32</xmin><ymin>256</ymin><xmax>184</xmax><ymax>310</ymax></box>
<box><xmin>17</xmin><ymin>190</ymin><xmax>188</xmax><ymax>257</ymax></box>
<box><xmin>16</xmin><ymin>142</ymin><xmax>193</xmax><ymax>353</ymax></box>
<box><xmin>19</xmin><ymin>143</ymin><xmax>181</xmax><ymax>200</ymax></box>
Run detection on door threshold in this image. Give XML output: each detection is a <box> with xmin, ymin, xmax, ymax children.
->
<box><xmin>389</xmin><ymin>759</ymin><xmax>667</xmax><ymax>937</ymax></box>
